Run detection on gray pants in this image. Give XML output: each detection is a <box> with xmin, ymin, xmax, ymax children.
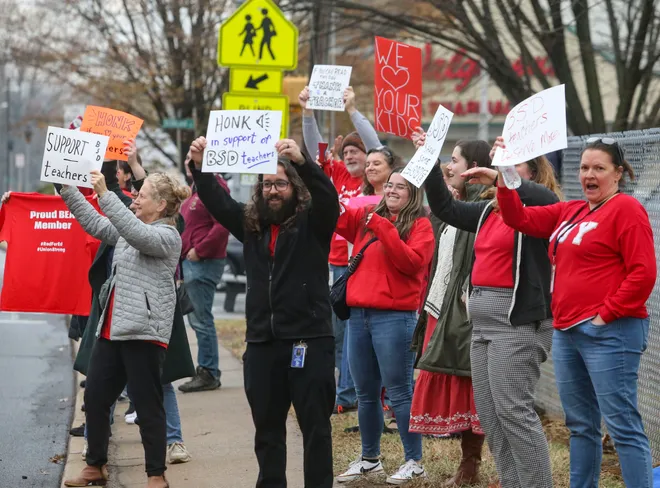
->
<box><xmin>469</xmin><ymin>287</ymin><xmax>554</xmax><ymax>488</ymax></box>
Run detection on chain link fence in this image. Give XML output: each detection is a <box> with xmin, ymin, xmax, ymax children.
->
<box><xmin>534</xmin><ymin>128</ymin><xmax>660</xmax><ymax>463</ymax></box>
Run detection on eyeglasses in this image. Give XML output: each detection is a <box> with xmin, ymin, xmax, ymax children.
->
<box><xmin>384</xmin><ymin>182</ymin><xmax>408</xmax><ymax>192</ymax></box>
<box><xmin>261</xmin><ymin>180</ymin><xmax>290</xmax><ymax>191</ymax></box>
<box><xmin>585</xmin><ymin>137</ymin><xmax>625</xmax><ymax>166</ymax></box>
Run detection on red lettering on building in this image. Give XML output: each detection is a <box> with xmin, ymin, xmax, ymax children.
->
<box><xmin>422</xmin><ymin>45</ymin><xmax>555</xmax><ymax>92</ymax></box>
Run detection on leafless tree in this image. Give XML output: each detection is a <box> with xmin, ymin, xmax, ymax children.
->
<box><xmin>15</xmin><ymin>0</ymin><xmax>231</xmax><ymax>170</ymax></box>
<box><xmin>281</xmin><ymin>0</ymin><xmax>660</xmax><ymax>135</ymax></box>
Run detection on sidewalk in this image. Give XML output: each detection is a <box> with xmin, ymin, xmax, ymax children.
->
<box><xmin>61</xmin><ymin>327</ymin><xmax>306</xmax><ymax>488</ymax></box>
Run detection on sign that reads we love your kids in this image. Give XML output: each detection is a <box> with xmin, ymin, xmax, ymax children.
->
<box><xmin>374</xmin><ymin>37</ymin><xmax>423</xmax><ymax>140</ymax></box>
<box><xmin>201</xmin><ymin>110</ymin><xmax>283</xmax><ymax>174</ymax></box>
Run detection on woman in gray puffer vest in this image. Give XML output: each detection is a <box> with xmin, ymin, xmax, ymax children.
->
<box><xmin>63</xmin><ymin>170</ymin><xmax>189</xmax><ymax>488</ymax></box>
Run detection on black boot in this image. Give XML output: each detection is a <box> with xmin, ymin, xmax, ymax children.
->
<box><xmin>178</xmin><ymin>367</ymin><xmax>221</xmax><ymax>393</ymax></box>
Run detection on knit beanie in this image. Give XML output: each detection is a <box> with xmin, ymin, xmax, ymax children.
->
<box><xmin>341</xmin><ymin>131</ymin><xmax>366</xmax><ymax>155</ymax></box>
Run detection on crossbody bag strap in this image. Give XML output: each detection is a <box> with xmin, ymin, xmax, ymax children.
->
<box><xmin>346</xmin><ymin>237</ymin><xmax>378</xmax><ymax>276</ymax></box>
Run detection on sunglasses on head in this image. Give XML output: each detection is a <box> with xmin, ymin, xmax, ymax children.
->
<box><xmin>586</xmin><ymin>137</ymin><xmax>625</xmax><ymax>166</ymax></box>
<box><xmin>368</xmin><ymin>145</ymin><xmax>394</xmax><ymax>160</ymax></box>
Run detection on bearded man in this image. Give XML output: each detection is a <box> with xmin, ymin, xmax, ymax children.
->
<box><xmin>188</xmin><ymin>137</ymin><xmax>339</xmax><ymax>488</ymax></box>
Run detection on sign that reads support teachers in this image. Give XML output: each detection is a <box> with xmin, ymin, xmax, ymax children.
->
<box><xmin>40</xmin><ymin>127</ymin><xmax>109</xmax><ymax>188</ymax></box>
<box><xmin>402</xmin><ymin>104</ymin><xmax>454</xmax><ymax>188</ymax></box>
<box><xmin>491</xmin><ymin>84</ymin><xmax>567</xmax><ymax>167</ymax></box>
<box><xmin>202</xmin><ymin>110</ymin><xmax>282</xmax><ymax>175</ymax></box>
<box><xmin>307</xmin><ymin>65</ymin><xmax>353</xmax><ymax>111</ymax></box>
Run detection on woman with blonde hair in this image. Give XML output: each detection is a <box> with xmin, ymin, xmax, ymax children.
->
<box><xmin>63</xmin><ymin>170</ymin><xmax>190</xmax><ymax>488</ymax></box>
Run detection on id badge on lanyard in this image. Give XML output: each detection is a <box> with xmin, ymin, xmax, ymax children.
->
<box><xmin>291</xmin><ymin>341</ymin><xmax>307</xmax><ymax>369</ymax></box>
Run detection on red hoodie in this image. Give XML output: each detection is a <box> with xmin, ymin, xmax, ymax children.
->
<box><xmin>497</xmin><ymin>186</ymin><xmax>656</xmax><ymax>329</ymax></box>
<box><xmin>335</xmin><ymin>205</ymin><xmax>434</xmax><ymax>311</ymax></box>
<box><xmin>321</xmin><ymin>159</ymin><xmax>363</xmax><ymax>266</ymax></box>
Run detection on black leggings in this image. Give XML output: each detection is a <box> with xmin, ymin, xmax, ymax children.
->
<box><xmin>84</xmin><ymin>339</ymin><xmax>167</xmax><ymax>477</ymax></box>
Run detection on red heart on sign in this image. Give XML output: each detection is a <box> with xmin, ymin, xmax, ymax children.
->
<box><xmin>381</xmin><ymin>66</ymin><xmax>410</xmax><ymax>91</ymax></box>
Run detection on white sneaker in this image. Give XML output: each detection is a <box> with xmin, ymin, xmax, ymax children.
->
<box><xmin>125</xmin><ymin>411</ymin><xmax>138</xmax><ymax>424</ymax></box>
<box><xmin>81</xmin><ymin>441</ymin><xmax>88</xmax><ymax>460</ymax></box>
<box><xmin>336</xmin><ymin>458</ymin><xmax>384</xmax><ymax>483</ymax></box>
<box><xmin>386</xmin><ymin>460</ymin><xmax>427</xmax><ymax>485</ymax></box>
<box><xmin>167</xmin><ymin>442</ymin><xmax>192</xmax><ymax>464</ymax></box>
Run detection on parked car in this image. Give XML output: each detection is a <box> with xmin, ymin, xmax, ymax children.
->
<box><xmin>218</xmin><ymin>235</ymin><xmax>246</xmax><ymax>312</ymax></box>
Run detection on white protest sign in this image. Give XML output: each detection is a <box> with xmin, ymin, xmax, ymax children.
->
<box><xmin>491</xmin><ymin>84</ymin><xmax>567</xmax><ymax>167</ymax></box>
<box><xmin>307</xmin><ymin>65</ymin><xmax>353</xmax><ymax>111</ymax></box>
<box><xmin>202</xmin><ymin>110</ymin><xmax>282</xmax><ymax>175</ymax></box>
<box><xmin>40</xmin><ymin>127</ymin><xmax>109</xmax><ymax>188</ymax></box>
<box><xmin>401</xmin><ymin>104</ymin><xmax>454</xmax><ymax>188</ymax></box>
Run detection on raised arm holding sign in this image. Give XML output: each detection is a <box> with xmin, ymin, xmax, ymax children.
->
<box><xmin>201</xmin><ymin>110</ymin><xmax>283</xmax><ymax>175</ymax></box>
<box><xmin>401</xmin><ymin>104</ymin><xmax>454</xmax><ymax>188</ymax></box>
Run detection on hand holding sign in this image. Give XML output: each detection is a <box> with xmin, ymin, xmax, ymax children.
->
<box><xmin>90</xmin><ymin>170</ymin><xmax>108</xmax><ymax>197</ymax></box>
<box><xmin>275</xmin><ymin>139</ymin><xmax>304</xmax><ymax>165</ymax></box>
<box><xmin>201</xmin><ymin>110</ymin><xmax>282</xmax><ymax>174</ymax></box>
<box><xmin>401</xmin><ymin>105</ymin><xmax>454</xmax><ymax>188</ymax></box>
<box><xmin>190</xmin><ymin>137</ymin><xmax>207</xmax><ymax>168</ymax></box>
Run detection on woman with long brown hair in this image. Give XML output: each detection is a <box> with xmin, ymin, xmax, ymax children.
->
<box><xmin>426</xmin><ymin>140</ymin><xmax>562</xmax><ymax>488</ymax></box>
<box><xmin>334</xmin><ymin>168</ymin><xmax>434</xmax><ymax>485</ymax></box>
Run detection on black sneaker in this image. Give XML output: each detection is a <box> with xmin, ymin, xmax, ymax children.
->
<box><xmin>79</xmin><ymin>380</ymin><xmax>86</xmax><ymax>388</ymax></box>
<box><xmin>178</xmin><ymin>367</ymin><xmax>221</xmax><ymax>393</ymax></box>
<box><xmin>69</xmin><ymin>423</ymin><xmax>85</xmax><ymax>437</ymax></box>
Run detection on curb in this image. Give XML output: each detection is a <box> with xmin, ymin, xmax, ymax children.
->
<box><xmin>60</xmin><ymin>339</ymin><xmax>86</xmax><ymax>488</ymax></box>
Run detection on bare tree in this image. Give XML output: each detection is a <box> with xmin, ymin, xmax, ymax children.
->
<box><xmin>281</xmin><ymin>0</ymin><xmax>660</xmax><ymax>135</ymax></box>
<box><xmin>15</xmin><ymin>0</ymin><xmax>231</xmax><ymax>170</ymax></box>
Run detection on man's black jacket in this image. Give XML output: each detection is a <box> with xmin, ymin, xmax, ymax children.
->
<box><xmin>191</xmin><ymin>155</ymin><xmax>339</xmax><ymax>342</ymax></box>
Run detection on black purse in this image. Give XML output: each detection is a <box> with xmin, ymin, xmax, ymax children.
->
<box><xmin>330</xmin><ymin>237</ymin><xmax>377</xmax><ymax>320</ymax></box>
<box><xmin>177</xmin><ymin>260</ymin><xmax>195</xmax><ymax>316</ymax></box>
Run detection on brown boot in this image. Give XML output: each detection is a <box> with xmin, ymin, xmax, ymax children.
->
<box><xmin>63</xmin><ymin>465</ymin><xmax>109</xmax><ymax>486</ymax></box>
<box><xmin>442</xmin><ymin>430</ymin><xmax>485</xmax><ymax>487</ymax></box>
<box><xmin>147</xmin><ymin>475</ymin><xmax>170</xmax><ymax>488</ymax></box>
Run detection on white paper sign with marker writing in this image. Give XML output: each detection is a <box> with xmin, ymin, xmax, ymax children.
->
<box><xmin>40</xmin><ymin>127</ymin><xmax>109</xmax><ymax>188</ymax></box>
<box><xmin>491</xmin><ymin>84</ymin><xmax>567</xmax><ymax>167</ymax></box>
<box><xmin>202</xmin><ymin>110</ymin><xmax>283</xmax><ymax>175</ymax></box>
<box><xmin>307</xmin><ymin>65</ymin><xmax>353</xmax><ymax>111</ymax></box>
<box><xmin>402</xmin><ymin>104</ymin><xmax>454</xmax><ymax>188</ymax></box>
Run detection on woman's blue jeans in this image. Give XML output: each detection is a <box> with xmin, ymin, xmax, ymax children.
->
<box><xmin>348</xmin><ymin>308</ymin><xmax>421</xmax><ymax>461</ymax></box>
<box><xmin>553</xmin><ymin>317</ymin><xmax>652</xmax><ymax>488</ymax></box>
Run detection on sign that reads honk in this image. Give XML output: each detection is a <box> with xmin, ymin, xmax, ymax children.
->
<box><xmin>41</xmin><ymin>127</ymin><xmax>110</xmax><ymax>188</ymax></box>
<box><xmin>202</xmin><ymin>110</ymin><xmax>283</xmax><ymax>175</ymax></box>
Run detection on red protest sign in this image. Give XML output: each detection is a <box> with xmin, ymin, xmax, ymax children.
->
<box><xmin>374</xmin><ymin>37</ymin><xmax>422</xmax><ymax>140</ymax></box>
<box><xmin>80</xmin><ymin>106</ymin><xmax>143</xmax><ymax>161</ymax></box>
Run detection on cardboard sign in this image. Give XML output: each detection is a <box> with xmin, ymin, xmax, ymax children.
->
<box><xmin>374</xmin><ymin>37</ymin><xmax>423</xmax><ymax>140</ymax></box>
<box><xmin>307</xmin><ymin>65</ymin><xmax>353</xmax><ymax>111</ymax></box>
<box><xmin>202</xmin><ymin>110</ymin><xmax>283</xmax><ymax>174</ymax></box>
<box><xmin>80</xmin><ymin>106</ymin><xmax>144</xmax><ymax>161</ymax></box>
<box><xmin>402</xmin><ymin>104</ymin><xmax>454</xmax><ymax>188</ymax></box>
<box><xmin>492</xmin><ymin>85</ymin><xmax>567</xmax><ymax>167</ymax></box>
<box><xmin>40</xmin><ymin>127</ymin><xmax>109</xmax><ymax>188</ymax></box>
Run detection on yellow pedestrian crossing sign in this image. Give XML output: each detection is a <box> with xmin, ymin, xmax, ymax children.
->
<box><xmin>222</xmin><ymin>93</ymin><xmax>289</xmax><ymax>139</ymax></box>
<box><xmin>218</xmin><ymin>0</ymin><xmax>299</xmax><ymax>70</ymax></box>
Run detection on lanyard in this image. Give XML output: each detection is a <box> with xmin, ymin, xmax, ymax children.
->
<box><xmin>551</xmin><ymin>192</ymin><xmax>619</xmax><ymax>263</ymax></box>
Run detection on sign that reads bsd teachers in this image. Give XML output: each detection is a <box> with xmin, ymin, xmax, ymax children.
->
<box><xmin>491</xmin><ymin>84</ymin><xmax>567</xmax><ymax>167</ymax></box>
<box><xmin>40</xmin><ymin>127</ymin><xmax>110</xmax><ymax>188</ymax></box>
<box><xmin>202</xmin><ymin>110</ymin><xmax>282</xmax><ymax>175</ymax></box>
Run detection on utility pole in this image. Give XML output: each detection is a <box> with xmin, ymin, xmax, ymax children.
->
<box><xmin>328</xmin><ymin>3</ymin><xmax>337</xmax><ymax>144</ymax></box>
<box><xmin>4</xmin><ymin>74</ymin><xmax>11</xmax><ymax>193</ymax></box>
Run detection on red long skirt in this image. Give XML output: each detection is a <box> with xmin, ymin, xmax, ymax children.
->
<box><xmin>410</xmin><ymin>315</ymin><xmax>483</xmax><ymax>435</ymax></box>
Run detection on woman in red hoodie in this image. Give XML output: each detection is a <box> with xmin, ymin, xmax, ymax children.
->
<box><xmin>334</xmin><ymin>168</ymin><xmax>434</xmax><ymax>485</ymax></box>
<box><xmin>493</xmin><ymin>137</ymin><xmax>656</xmax><ymax>488</ymax></box>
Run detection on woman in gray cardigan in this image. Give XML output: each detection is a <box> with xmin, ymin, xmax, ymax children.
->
<box><xmin>63</xmin><ymin>170</ymin><xmax>189</xmax><ymax>488</ymax></box>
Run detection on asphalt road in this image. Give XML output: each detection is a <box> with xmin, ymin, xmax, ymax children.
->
<box><xmin>0</xmin><ymin>249</ymin><xmax>74</xmax><ymax>487</ymax></box>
